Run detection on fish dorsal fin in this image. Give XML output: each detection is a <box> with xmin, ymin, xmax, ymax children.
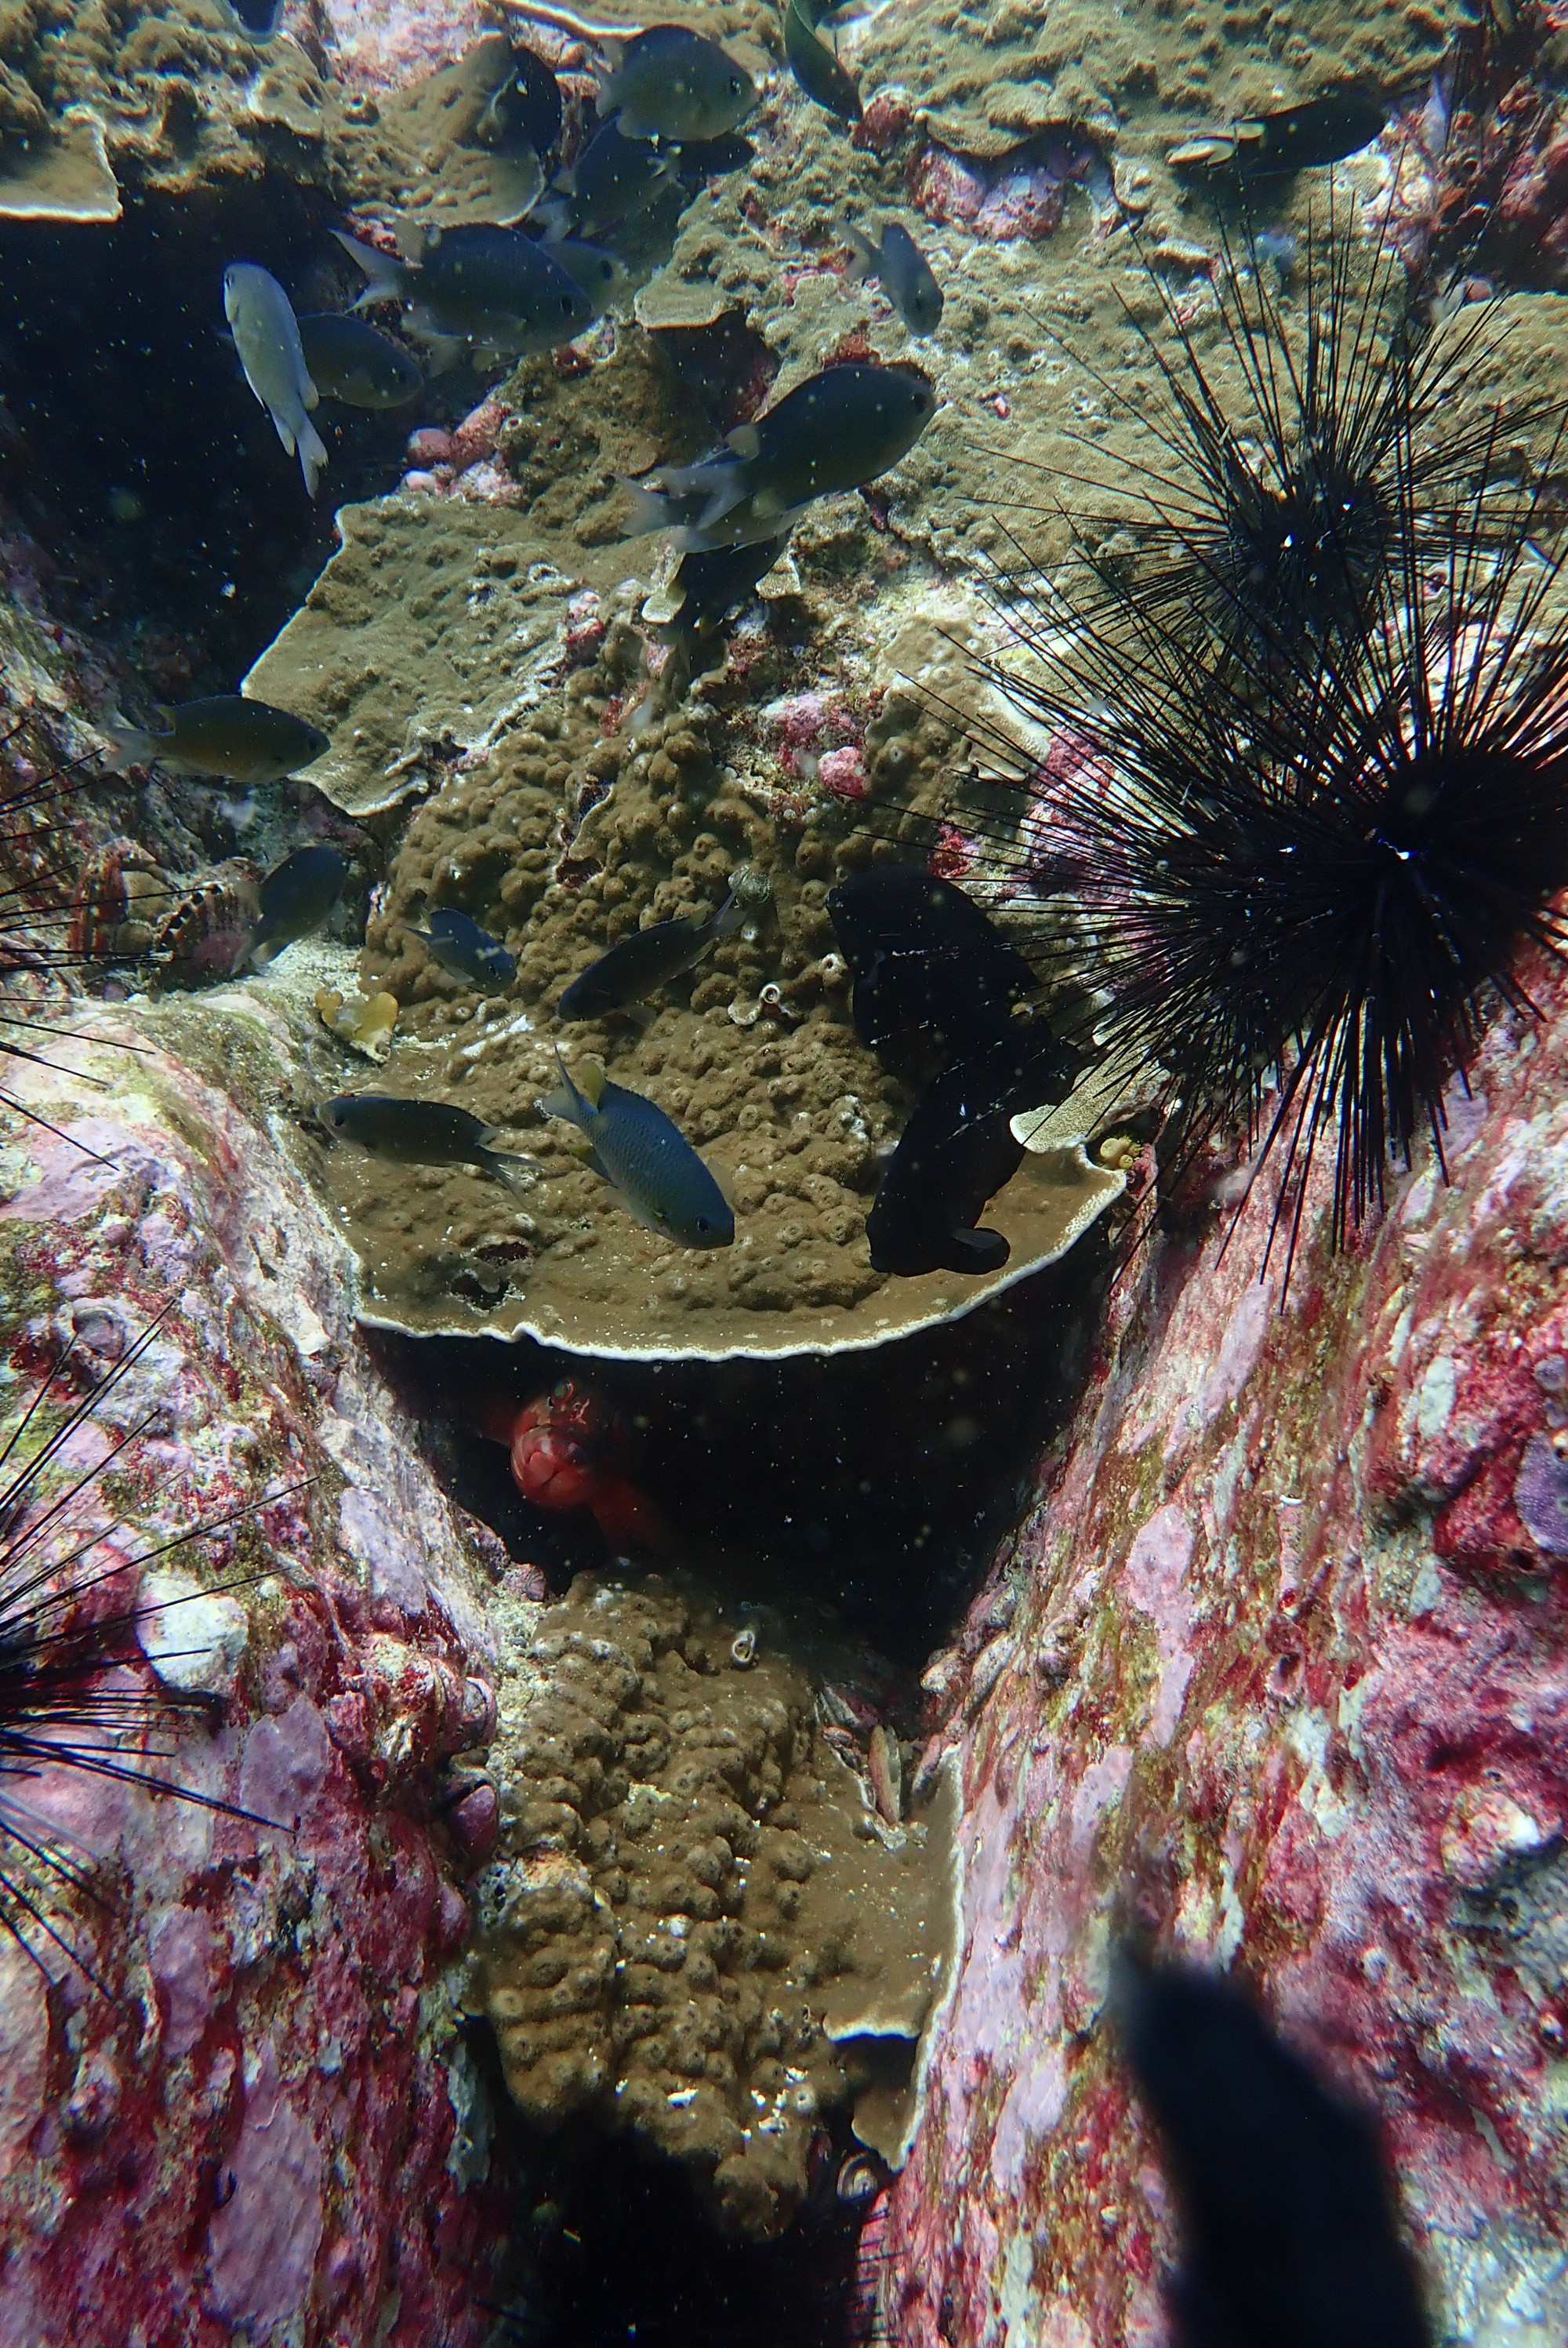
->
<box><xmin>726</xmin><ymin>423</ymin><xmax>761</xmax><ymax>459</ymax></box>
<box><xmin>577</xmin><ymin>1056</ymin><xmax>608</xmax><ymax>1108</ymax></box>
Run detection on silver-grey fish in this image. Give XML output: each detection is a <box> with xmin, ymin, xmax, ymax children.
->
<box><xmin>540</xmin><ymin>233</ymin><xmax>631</xmax><ymax>320</ymax></box>
<box><xmin>597</xmin><ymin>25</ymin><xmax>756</xmax><ymax>144</ymax></box>
<box><xmin>333</xmin><ymin>224</ymin><xmax>592</xmax><ymax>362</ymax></box>
<box><xmin>624</xmin><ymin>362</ymin><xmax>938</xmax><ymax>551</ymax></box>
<box><xmin>296</xmin><ymin>314</ymin><xmax>423</xmax><ymax>409</ymax></box>
<box><xmin>408</xmin><ymin>908</ymin><xmax>517</xmax><ymax>990</ymax></box>
<box><xmin>539</xmin><ymin>1052</ymin><xmax>733</xmax><ymax>1247</ymax></box>
<box><xmin>101</xmin><ymin>695</ymin><xmax>329</xmax><ymax>786</ymax></box>
<box><xmin>251</xmin><ymin>845</ymin><xmax>347</xmax><ymax>967</ymax></box>
<box><xmin>556</xmin><ymin>117</ymin><xmax>674</xmax><ymax>238</ymax></box>
<box><xmin>223</xmin><ymin>263</ymin><xmax>328</xmax><ymax>498</ymax></box>
<box><xmin>844</xmin><ymin>220</ymin><xmax>944</xmax><ymax>335</ymax></box>
<box><xmin>557</xmin><ymin>878</ymin><xmax>748</xmax><ymax>1020</ymax></box>
<box><xmin>319</xmin><ymin>1093</ymin><xmax>537</xmax><ymax>1196</ymax></box>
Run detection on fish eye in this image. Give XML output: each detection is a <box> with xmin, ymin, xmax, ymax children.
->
<box><xmin>696</xmin><ymin>1216</ymin><xmax>711</xmax><ymax>1232</ymax></box>
<box><xmin>560</xmin><ymin>294</ymin><xmax>575</xmax><ymax>314</ymax></box>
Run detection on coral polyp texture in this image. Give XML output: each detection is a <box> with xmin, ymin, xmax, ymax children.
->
<box><xmin>469</xmin><ymin>1569</ymin><xmax>958</xmax><ymax>2237</ymax></box>
<box><xmin>0</xmin><ymin>1009</ymin><xmax>512</xmax><ymax>2346</ymax></box>
<box><xmin>876</xmin><ymin>946</ymin><xmax>1568</xmax><ymax>2347</ymax></box>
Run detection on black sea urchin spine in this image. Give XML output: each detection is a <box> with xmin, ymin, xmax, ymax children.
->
<box><xmin>0</xmin><ymin>1314</ymin><xmax>289</xmax><ymax>1977</ymax></box>
<box><xmin>953</xmin><ymin>409</ymin><xmax>1568</xmax><ymax>1284</ymax></box>
<box><xmin>1002</xmin><ymin>202</ymin><xmax>1567</xmax><ymax>691</ymax></box>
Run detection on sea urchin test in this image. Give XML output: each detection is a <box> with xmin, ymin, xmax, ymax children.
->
<box><xmin>596</xmin><ymin>24</ymin><xmax>756</xmax><ymax>144</ymax></box>
<box><xmin>102</xmin><ymin>695</ymin><xmax>329</xmax><ymax>786</ymax></box>
<box><xmin>625</xmin><ymin>363</ymin><xmax>938</xmax><ymax>551</ymax></box>
<box><xmin>539</xmin><ymin>1052</ymin><xmax>734</xmax><ymax>1248</ymax></box>
<box><xmin>223</xmin><ymin>262</ymin><xmax>328</xmax><ymax>498</ymax></box>
<box><xmin>333</xmin><ymin>224</ymin><xmax>593</xmax><ymax>362</ymax></box>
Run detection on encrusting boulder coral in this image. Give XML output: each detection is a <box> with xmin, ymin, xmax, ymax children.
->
<box><xmin>468</xmin><ymin>1568</ymin><xmax>959</xmax><ymax>2237</ymax></box>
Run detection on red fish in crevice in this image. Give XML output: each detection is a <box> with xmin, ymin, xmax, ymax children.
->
<box><xmin>476</xmin><ymin>1379</ymin><xmax>674</xmax><ymax>1556</ymax></box>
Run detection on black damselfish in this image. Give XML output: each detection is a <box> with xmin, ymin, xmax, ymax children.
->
<box><xmin>865</xmin><ymin>1023</ymin><xmax>1078</xmax><ymax>1276</ymax></box>
<box><xmin>827</xmin><ymin>867</ymin><xmax>1033</xmax><ymax>1074</ymax></box>
<box><xmin>1168</xmin><ymin>85</ymin><xmax>1389</xmax><ymax>175</ymax></box>
<box><xmin>1119</xmin><ymin>1958</ymin><xmax>1429</xmax><ymax>2348</ymax></box>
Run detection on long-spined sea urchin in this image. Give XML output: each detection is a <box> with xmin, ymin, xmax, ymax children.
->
<box><xmin>952</xmin><ymin>403</ymin><xmax>1568</xmax><ymax>1285</ymax></box>
<box><xmin>1009</xmin><ymin>205</ymin><xmax>1567</xmax><ymax>687</ymax></box>
<box><xmin>0</xmin><ymin>1309</ymin><xmax>289</xmax><ymax>1978</ymax></box>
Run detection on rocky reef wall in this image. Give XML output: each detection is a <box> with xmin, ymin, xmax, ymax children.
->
<box><xmin>0</xmin><ymin>1000</ymin><xmax>513</xmax><ymax>2346</ymax></box>
<box><xmin>881</xmin><ymin>951</ymin><xmax>1568</xmax><ymax>2346</ymax></box>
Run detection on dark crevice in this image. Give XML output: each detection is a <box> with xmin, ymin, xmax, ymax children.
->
<box><xmin>464</xmin><ymin>2019</ymin><xmax>884</xmax><ymax>2348</ymax></box>
<box><xmin>375</xmin><ymin>1239</ymin><xmax>1111</xmax><ymax>1664</ymax></box>
<box><xmin>0</xmin><ymin>191</ymin><xmax>444</xmax><ymax>696</ymax></box>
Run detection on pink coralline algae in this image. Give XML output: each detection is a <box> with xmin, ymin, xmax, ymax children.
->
<box><xmin>877</xmin><ymin>943</ymin><xmax>1568</xmax><ymax>2347</ymax></box>
<box><xmin>309</xmin><ymin>0</ymin><xmax>482</xmax><ymax>90</ymax></box>
<box><xmin>401</xmin><ymin>397</ymin><xmax>522</xmax><ymax>504</ymax></box>
<box><xmin>910</xmin><ymin>142</ymin><xmax>1066</xmax><ymax>241</ymax></box>
<box><xmin>817</xmin><ymin>745</ymin><xmax>868</xmax><ymax>801</ymax></box>
<box><xmin>0</xmin><ymin>1010</ymin><xmax>517</xmax><ymax>2346</ymax></box>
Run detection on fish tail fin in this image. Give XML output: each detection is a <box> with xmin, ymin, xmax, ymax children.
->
<box><xmin>590</xmin><ymin>1474</ymin><xmax>676</xmax><ymax>1557</ymax></box>
<box><xmin>332</xmin><ymin>229</ymin><xmax>406</xmax><ymax>307</ymax></box>
<box><xmin>620</xmin><ymin>478</ymin><xmax>677</xmax><ymax>537</ymax></box>
<box><xmin>712</xmin><ymin>881</ymin><xmax>747</xmax><ymax>937</ymax></box>
<box><xmin>412</xmin><ymin>321</ymin><xmax>466</xmax><ymax>377</ymax></box>
<box><xmin>299</xmin><ymin>417</ymin><xmax>328</xmax><ymax>500</ymax></box>
<box><xmin>541</xmin><ymin>1045</ymin><xmax>592</xmax><ymax>1129</ymax></box>
<box><xmin>483</xmin><ymin>1148</ymin><xmax>542</xmax><ymax>1199</ymax></box>
<box><xmin>695</xmin><ymin>476</ymin><xmax>749</xmax><ymax>532</ymax></box>
<box><xmin>575</xmin><ymin>1056</ymin><xmax>608</xmax><ymax>1109</ymax></box>
<box><xmin>842</xmin><ymin>220</ymin><xmax>879</xmax><ymax>281</ymax></box>
<box><xmin>99</xmin><ymin>715</ymin><xmax>155</xmax><ymax>772</ymax></box>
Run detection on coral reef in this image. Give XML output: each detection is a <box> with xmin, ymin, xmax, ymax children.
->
<box><xmin>320</xmin><ymin>598</ymin><xmax>1125</xmax><ymax>1354</ymax></box>
<box><xmin>0</xmin><ymin>992</ymin><xmax>515</xmax><ymax>2346</ymax></box>
<box><xmin>8</xmin><ymin>0</ymin><xmax>1568</xmax><ymax>2332</ymax></box>
<box><xmin>468</xmin><ymin>1567</ymin><xmax>957</xmax><ymax>2236</ymax></box>
<box><xmin>877</xmin><ymin>949</ymin><xmax>1568</xmax><ymax>2344</ymax></box>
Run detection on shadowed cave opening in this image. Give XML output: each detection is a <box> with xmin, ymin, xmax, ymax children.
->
<box><xmin>376</xmin><ymin>1235</ymin><xmax>1112</xmax><ymax>1665</ymax></box>
<box><xmin>384</xmin><ymin>1256</ymin><xmax>1116</xmax><ymax>2348</ymax></box>
<box><xmin>1</xmin><ymin>192</ymin><xmax>424</xmax><ymax>695</ymax></box>
<box><xmin>467</xmin><ymin>2021</ymin><xmax>884</xmax><ymax>2348</ymax></box>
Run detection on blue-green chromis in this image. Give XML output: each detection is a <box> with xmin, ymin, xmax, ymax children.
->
<box><xmin>539</xmin><ymin>1052</ymin><xmax>734</xmax><ymax>1248</ymax></box>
